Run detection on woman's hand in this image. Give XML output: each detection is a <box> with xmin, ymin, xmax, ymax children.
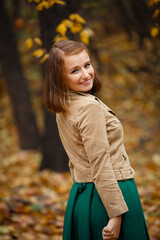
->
<box><xmin>102</xmin><ymin>215</ymin><xmax>122</xmax><ymax>240</ymax></box>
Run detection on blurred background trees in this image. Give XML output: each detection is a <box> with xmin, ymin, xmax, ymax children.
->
<box><xmin>0</xmin><ymin>0</ymin><xmax>40</xmax><ymax>149</ymax></box>
<box><xmin>0</xmin><ymin>0</ymin><xmax>160</xmax><ymax>172</ymax></box>
<box><xmin>0</xmin><ymin>0</ymin><xmax>160</xmax><ymax>238</ymax></box>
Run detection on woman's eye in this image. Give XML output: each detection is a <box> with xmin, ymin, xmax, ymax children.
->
<box><xmin>85</xmin><ymin>63</ymin><xmax>90</xmax><ymax>68</ymax></box>
<box><xmin>71</xmin><ymin>69</ymin><xmax>78</xmax><ymax>74</ymax></box>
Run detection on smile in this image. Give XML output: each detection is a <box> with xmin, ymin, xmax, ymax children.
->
<box><xmin>80</xmin><ymin>79</ymin><xmax>92</xmax><ymax>85</ymax></box>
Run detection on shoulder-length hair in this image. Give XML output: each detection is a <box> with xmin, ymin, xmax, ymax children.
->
<box><xmin>43</xmin><ymin>40</ymin><xmax>101</xmax><ymax>113</ymax></box>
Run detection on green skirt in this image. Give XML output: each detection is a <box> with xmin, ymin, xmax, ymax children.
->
<box><xmin>63</xmin><ymin>179</ymin><xmax>150</xmax><ymax>240</ymax></box>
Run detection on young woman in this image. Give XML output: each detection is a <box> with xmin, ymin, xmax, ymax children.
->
<box><xmin>44</xmin><ymin>40</ymin><xmax>150</xmax><ymax>240</ymax></box>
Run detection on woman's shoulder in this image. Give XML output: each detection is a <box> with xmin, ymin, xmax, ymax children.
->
<box><xmin>69</xmin><ymin>92</ymin><xmax>115</xmax><ymax>115</ymax></box>
<box><xmin>68</xmin><ymin>91</ymin><xmax>100</xmax><ymax>111</ymax></box>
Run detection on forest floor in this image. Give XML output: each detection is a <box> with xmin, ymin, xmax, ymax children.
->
<box><xmin>0</xmin><ymin>31</ymin><xmax>160</xmax><ymax>239</ymax></box>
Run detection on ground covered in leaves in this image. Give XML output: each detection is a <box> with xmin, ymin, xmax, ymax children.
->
<box><xmin>0</xmin><ymin>32</ymin><xmax>160</xmax><ymax>239</ymax></box>
<box><xmin>0</xmin><ymin>151</ymin><xmax>72</xmax><ymax>240</ymax></box>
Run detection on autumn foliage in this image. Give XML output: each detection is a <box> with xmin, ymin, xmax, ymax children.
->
<box><xmin>0</xmin><ymin>0</ymin><xmax>160</xmax><ymax>239</ymax></box>
<box><xmin>1</xmin><ymin>29</ymin><xmax>160</xmax><ymax>238</ymax></box>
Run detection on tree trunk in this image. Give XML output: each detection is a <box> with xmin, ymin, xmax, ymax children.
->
<box><xmin>38</xmin><ymin>1</ymin><xmax>83</xmax><ymax>171</ymax></box>
<box><xmin>38</xmin><ymin>4</ymin><xmax>75</xmax><ymax>171</ymax></box>
<box><xmin>11</xmin><ymin>0</ymin><xmax>20</xmax><ymax>19</ymax></box>
<box><xmin>0</xmin><ymin>0</ymin><xmax>40</xmax><ymax>149</ymax></box>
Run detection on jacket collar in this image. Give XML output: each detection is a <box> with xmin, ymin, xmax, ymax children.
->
<box><xmin>68</xmin><ymin>90</ymin><xmax>94</xmax><ymax>98</ymax></box>
<box><xmin>67</xmin><ymin>90</ymin><xmax>116</xmax><ymax>115</ymax></box>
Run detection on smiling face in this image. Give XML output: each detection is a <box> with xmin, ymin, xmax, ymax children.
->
<box><xmin>63</xmin><ymin>50</ymin><xmax>95</xmax><ymax>92</ymax></box>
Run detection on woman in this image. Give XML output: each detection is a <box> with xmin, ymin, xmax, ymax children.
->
<box><xmin>44</xmin><ymin>40</ymin><xmax>150</xmax><ymax>240</ymax></box>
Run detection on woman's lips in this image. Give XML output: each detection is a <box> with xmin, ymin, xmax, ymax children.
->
<box><xmin>79</xmin><ymin>79</ymin><xmax>92</xmax><ymax>85</ymax></box>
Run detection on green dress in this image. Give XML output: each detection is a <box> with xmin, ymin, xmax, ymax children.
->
<box><xmin>63</xmin><ymin>179</ymin><xmax>150</xmax><ymax>240</ymax></box>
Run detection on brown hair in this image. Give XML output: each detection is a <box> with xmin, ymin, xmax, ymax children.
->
<box><xmin>43</xmin><ymin>40</ymin><xmax>101</xmax><ymax>113</ymax></box>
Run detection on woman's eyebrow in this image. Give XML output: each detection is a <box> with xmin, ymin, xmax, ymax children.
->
<box><xmin>70</xmin><ymin>65</ymin><xmax>79</xmax><ymax>70</ymax></box>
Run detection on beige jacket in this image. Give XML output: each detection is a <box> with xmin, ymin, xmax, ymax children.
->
<box><xmin>56</xmin><ymin>91</ymin><xmax>135</xmax><ymax>218</ymax></box>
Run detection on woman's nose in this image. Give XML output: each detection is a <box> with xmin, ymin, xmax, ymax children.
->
<box><xmin>81</xmin><ymin>69</ymin><xmax>90</xmax><ymax>79</ymax></box>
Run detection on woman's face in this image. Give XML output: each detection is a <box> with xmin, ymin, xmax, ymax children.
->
<box><xmin>63</xmin><ymin>50</ymin><xmax>95</xmax><ymax>92</ymax></box>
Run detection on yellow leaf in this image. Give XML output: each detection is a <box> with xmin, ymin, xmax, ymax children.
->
<box><xmin>150</xmin><ymin>27</ymin><xmax>159</xmax><ymax>38</ymax></box>
<box><xmin>70</xmin><ymin>23</ymin><xmax>82</xmax><ymax>33</ymax></box>
<box><xmin>40</xmin><ymin>53</ymin><xmax>49</xmax><ymax>63</ymax></box>
<box><xmin>32</xmin><ymin>48</ymin><xmax>45</xmax><ymax>58</ymax></box>
<box><xmin>154</xmin><ymin>0</ymin><xmax>160</xmax><ymax>4</ymax></box>
<box><xmin>62</xmin><ymin>19</ymin><xmax>73</xmax><ymax>28</ymax></box>
<box><xmin>34</xmin><ymin>37</ymin><xmax>43</xmax><ymax>46</ymax></box>
<box><xmin>47</xmin><ymin>0</ymin><xmax>55</xmax><ymax>8</ymax></box>
<box><xmin>33</xmin><ymin>0</ymin><xmax>41</xmax><ymax>3</ymax></box>
<box><xmin>54</xmin><ymin>35</ymin><xmax>68</xmax><ymax>43</ymax></box>
<box><xmin>36</xmin><ymin>2</ymin><xmax>43</xmax><ymax>11</ymax></box>
<box><xmin>36</xmin><ymin>2</ymin><xmax>49</xmax><ymax>11</ymax></box>
<box><xmin>44</xmin><ymin>2</ymin><xmax>50</xmax><ymax>9</ymax></box>
<box><xmin>148</xmin><ymin>0</ymin><xmax>154</xmax><ymax>7</ymax></box>
<box><xmin>25</xmin><ymin>38</ymin><xmax>33</xmax><ymax>50</ymax></box>
<box><xmin>83</xmin><ymin>27</ymin><xmax>94</xmax><ymax>37</ymax></box>
<box><xmin>56</xmin><ymin>22</ymin><xmax>67</xmax><ymax>36</ymax></box>
<box><xmin>152</xmin><ymin>9</ymin><xmax>160</xmax><ymax>19</ymax></box>
<box><xmin>69</xmin><ymin>14</ymin><xmax>86</xmax><ymax>24</ymax></box>
<box><xmin>55</xmin><ymin>0</ymin><xmax>66</xmax><ymax>5</ymax></box>
<box><xmin>80</xmin><ymin>29</ymin><xmax>89</xmax><ymax>45</ymax></box>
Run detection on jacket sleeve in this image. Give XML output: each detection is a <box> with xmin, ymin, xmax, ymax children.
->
<box><xmin>76</xmin><ymin>101</ymin><xmax>128</xmax><ymax>218</ymax></box>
